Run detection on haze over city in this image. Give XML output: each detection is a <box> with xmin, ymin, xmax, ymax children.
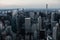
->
<box><xmin>0</xmin><ymin>0</ymin><xmax>60</xmax><ymax>9</ymax></box>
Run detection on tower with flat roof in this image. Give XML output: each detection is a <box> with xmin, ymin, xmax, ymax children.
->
<box><xmin>25</xmin><ymin>18</ymin><xmax>31</xmax><ymax>32</ymax></box>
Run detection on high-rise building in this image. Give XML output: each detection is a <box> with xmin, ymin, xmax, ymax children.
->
<box><xmin>37</xmin><ymin>12</ymin><xmax>39</xmax><ymax>16</ymax></box>
<box><xmin>46</xmin><ymin>4</ymin><xmax>48</xmax><ymax>10</ymax></box>
<box><xmin>51</xmin><ymin>12</ymin><xmax>55</xmax><ymax>21</ymax></box>
<box><xmin>53</xmin><ymin>23</ymin><xmax>58</xmax><ymax>40</ymax></box>
<box><xmin>46</xmin><ymin>4</ymin><xmax>48</xmax><ymax>19</ymax></box>
<box><xmin>25</xmin><ymin>18</ymin><xmax>31</xmax><ymax>32</ymax></box>
<box><xmin>51</xmin><ymin>21</ymin><xmax>57</xmax><ymax>27</ymax></box>
<box><xmin>0</xmin><ymin>21</ymin><xmax>4</xmax><ymax>31</ymax></box>
<box><xmin>12</xmin><ymin>10</ymin><xmax>18</xmax><ymax>16</ymax></box>
<box><xmin>33</xmin><ymin>30</ymin><xmax>38</xmax><ymax>40</ymax></box>
<box><xmin>32</xmin><ymin>23</ymin><xmax>38</xmax><ymax>33</ymax></box>
<box><xmin>38</xmin><ymin>16</ymin><xmax>42</xmax><ymax>31</ymax></box>
<box><xmin>29</xmin><ymin>12</ymin><xmax>34</xmax><ymax>18</ymax></box>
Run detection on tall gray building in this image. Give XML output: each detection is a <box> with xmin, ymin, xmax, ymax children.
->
<box><xmin>12</xmin><ymin>10</ymin><xmax>18</xmax><ymax>16</ymax></box>
<box><xmin>51</xmin><ymin>12</ymin><xmax>55</xmax><ymax>21</ymax></box>
<box><xmin>32</xmin><ymin>24</ymin><xmax>38</xmax><ymax>33</ymax></box>
<box><xmin>53</xmin><ymin>23</ymin><xmax>58</xmax><ymax>40</ymax></box>
<box><xmin>38</xmin><ymin>16</ymin><xmax>42</xmax><ymax>31</ymax></box>
<box><xmin>29</xmin><ymin>12</ymin><xmax>34</xmax><ymax>18</ymax></box>
<box><xmin>0</xmin><ymin>21</ymin><xmax>4</xmax><ymax>31</ymax></box>
<box><xmin>25</xmin><ymin>18</ymin><xmax>31</xmax><ymax>32</ymax></box>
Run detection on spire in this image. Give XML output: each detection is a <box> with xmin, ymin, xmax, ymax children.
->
<box><xmin>46</xmin><ymin>4</ymin><xmax>48</xmax><ymax>19</ymax></box>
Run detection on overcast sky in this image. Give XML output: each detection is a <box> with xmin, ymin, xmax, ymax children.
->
<box><xmin>0</xmin><ymin>0</ymin><xmax>60</xmax><ymax>8</ymax></box>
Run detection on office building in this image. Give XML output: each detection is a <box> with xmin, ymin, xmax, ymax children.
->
<box><xmin>25</xmin><ymin>18</ymin><xmax>31</xmax><ymax>32</ymax></box>
<box><xmin>53</xmin><ymin>23</ymin><xmax>58</xmax><ymax>40</ymax></box>
<box><xmin>38</xmin><ymin>16</ymin><xmax>42</xmax><ymax>31</ymax></box>
<box><xmin>29</xmin><ymin>12</ymin><xmax>34</xmax><ymax>18</ymax></box>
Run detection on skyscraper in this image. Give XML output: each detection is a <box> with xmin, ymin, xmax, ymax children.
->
<box><xmin>38</xmin><ymin>16</ymin><xmax>42</xmax><ymax>31</ymax></box>
<box><xmin>25</xmin><ymin>18</ymin><xmax>31</xmax><ymax>32</ymax></box>
<box><xmin>46</xmin><ymin>4</ymin><xmax>48</xmax><ymax>19</ymax></box>
<box><xmin>29</xmin><ymin>12</ymin><xmax>34</xmax><ymax>18</ymax></box>
<box><xmin>12</xmin><ymin>10</ymin><xmax>18</xmax><ymax>16</ymax></box>
<box><xmin>51</xmin><ymin>12</ymin><xmax>55</xmax><ymax>21</ymax></box>
<box><xmin>53</xmin><ymin>23</ymin><xmax>58</xmax><ymax>40</ymax></box>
